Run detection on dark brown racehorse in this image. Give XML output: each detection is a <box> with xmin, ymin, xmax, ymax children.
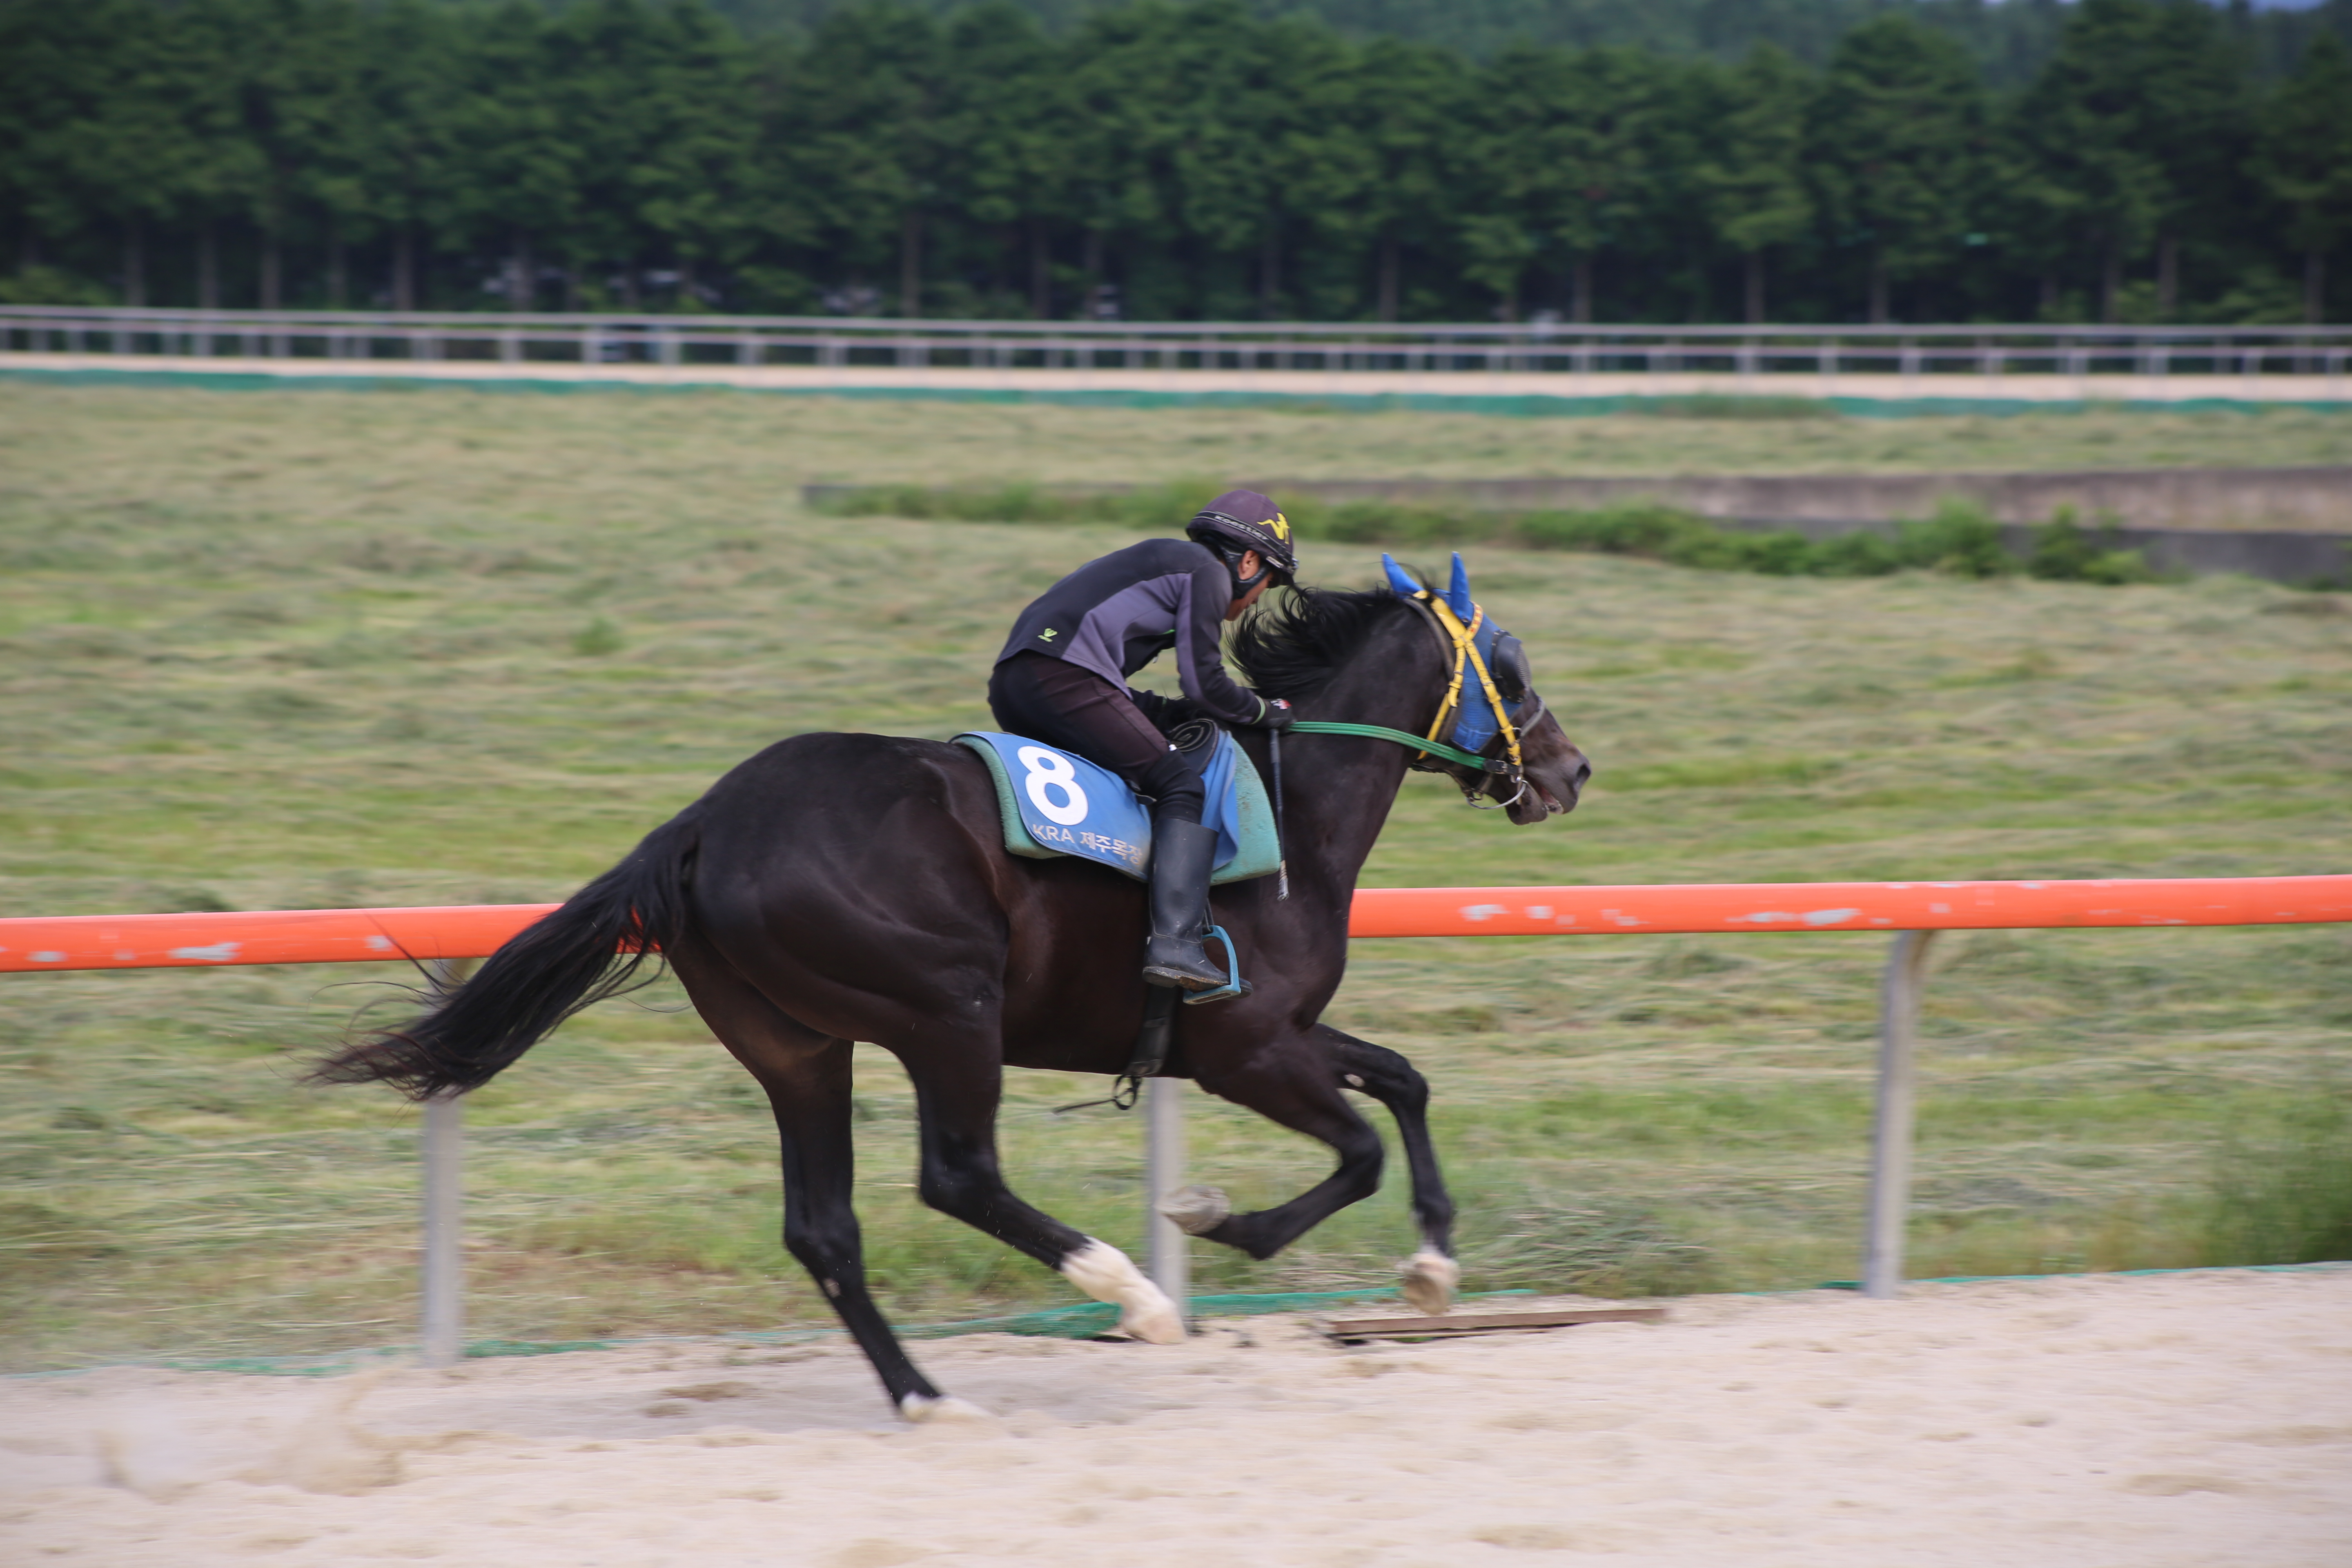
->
<box><xmin>315</xmin><ymin>579</ymin><xmax>1589</xmax><ymax>1419</ymax></box>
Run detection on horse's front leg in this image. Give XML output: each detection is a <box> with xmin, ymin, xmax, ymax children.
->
<box><xmin>1171</xmin><ymin>1032</ymin><xmax>1388</xmax><ymax>1263</ymax></box>
<box><xmin>1321</xmin><ymin>1025</ymin><xmax>1459</xmax><ymax>1314</ymax></box>
<box><xmin>894</xmin><ymin>1034</ymin><xmax>1186</xmax><ymax>1345</ymax></box>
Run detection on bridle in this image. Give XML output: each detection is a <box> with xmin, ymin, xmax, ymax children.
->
<box><xmin>1287</xmin><ymin>588</ymin><xmax>1543</xmax><ymax>812</ymax></box>
<box><xmin>1395</xmin><ymin>588</ymin><xmax>1538</xmax><ymax>811</ymax></box>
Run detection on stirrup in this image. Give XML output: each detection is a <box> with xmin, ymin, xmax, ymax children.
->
<box><xmin>1178</xmin><ymin>926</ymin><xmax>1250</xmax><ymax>1006</ymax></box>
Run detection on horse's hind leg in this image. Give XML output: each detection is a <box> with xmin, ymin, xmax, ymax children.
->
<box><xmin>895</xmin><ymin>1038</ymin><xmax>1184</xmax><ymax>1345</ymax></box>
<box><xmin>1323</xmin><ymin>1025</ymin><xmax>1460</xmax><ymax>1314</ymax></box>
<box><xmin>669</xmin><ymin>947</ymin><xmax>973</xmax><ymax>1421</ymax></box>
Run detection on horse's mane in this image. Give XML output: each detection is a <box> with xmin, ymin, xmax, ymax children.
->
<box><xmin>1229</xmin><ymin>581</ymin><xmax>1411</xmax><ymax>703</ymax></box>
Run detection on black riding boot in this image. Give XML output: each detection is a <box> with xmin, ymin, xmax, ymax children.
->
<box><xmin>1140</xmin><ymin>816</ymin><xmax>1228</xmax><ymax>991</ymax></box>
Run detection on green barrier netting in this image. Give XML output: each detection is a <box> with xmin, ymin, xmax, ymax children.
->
<box><xmin>4</xmin><ymin>365</ymin><xmax>2342</xmax><ymax>419</ymax></box>
<box><xmin>24</xmin><ymin>1264</ymin><xmax>2346</xmax><ymax>1379</ymax></box>
<box><xmin>56</xmin><ymin>1287</ymin><xmax>1534</xmax><ymax>1379</ymax></box>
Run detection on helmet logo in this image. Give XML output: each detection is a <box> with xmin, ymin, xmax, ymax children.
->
<box><xmin>1267</xmin><ymin>512</ymin><xmax>1290</xmax><ymax>542</ymax></box>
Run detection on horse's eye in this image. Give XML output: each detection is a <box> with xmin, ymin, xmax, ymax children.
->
<box><xmin>1491</xmin><ymin>635</ymin><xmax>1532</xmax><ymax>701</ymax></box>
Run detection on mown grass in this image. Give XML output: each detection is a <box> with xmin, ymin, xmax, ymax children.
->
<box><xmin>2</xmin><ymin>383</ymin><xmax>2349</xmax><ymax>1369</ymax></box>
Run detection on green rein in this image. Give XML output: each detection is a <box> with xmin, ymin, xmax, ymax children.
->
<box><xmin>1286</xmin><ymin>719</ymin><xmax>1506</xmax><ymax>774</ymax></box>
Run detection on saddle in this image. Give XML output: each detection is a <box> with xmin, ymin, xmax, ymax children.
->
<box><xmin>953</xmin><ymin>726</ymin><xmax>1282</xmax><ymax>885</ymax></box>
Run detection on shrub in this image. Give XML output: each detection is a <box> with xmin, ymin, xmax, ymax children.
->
<box><xmin>1516</xmin><ymin>501</ymin><xmax>1701</xmax><ymax>559</ymax></box>
<box><xmin>1896</xmin><ymin>497</ymin><xmax>2014</xmax><ymax>578</ymax></box>
<box><xmin>1736</xmin><ymin>530</ymin><xmax>1821</xmax><ymax>577</ymax></box>
<box><xmin>811</xmin><ymin>483</ymin><xmax>2202</xmax><ymax>590</ymax></box>
<box><xmin>1808</xmin><ymin>528</ymin><xmax>1905</xmax><ymax>577</ymax></box>
<box><xmin>2028</xmin><ymin>507</ymin><xmax>2152</xmax><ymax>585</ymax></box>
<box><xmin>1306</xmin><ymin>499</ymin><xmax>1489</xmax><ymax>546</ymax></box>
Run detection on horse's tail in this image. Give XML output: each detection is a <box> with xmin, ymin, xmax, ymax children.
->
<box><xmin>310</xmin><ymin>806</ymin><xmax>702</xmax><ymax>1100</ymax></box>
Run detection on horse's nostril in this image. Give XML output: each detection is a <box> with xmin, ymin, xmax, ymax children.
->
<box><xmin>1574</xmin><ymin>762</ymin><xmax>1593</xmax><ymax>787</ymax></box>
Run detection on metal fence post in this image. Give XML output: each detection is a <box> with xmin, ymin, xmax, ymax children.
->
<box><xmin>420</xmin><ymin>1090</ymin><xmax>464</xmax><ymax>1365</ymax></box>
<box><xmin>1145</xmin><ymin>1076</ymin><xmax>1189</xmax><ymax>1316</ymax></box>
<box><xmin>419</xmin><ymin>955</ymin><xmax>469</xmax><ymax>1366</ymax></box>
<box><xmin>1863</xmin><ymin>929</ymin><xmax>1937</xmax><ymax>1300</ymax></box>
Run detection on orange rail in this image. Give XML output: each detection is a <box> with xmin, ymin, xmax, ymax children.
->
<box><xmin>0</xmin><ymin>904</ymin><xmax>560</xmax><ymax>972</ymax></box>
<box><xmin>1343</xmin><ymin>876</ymin><xmax>2352</xmax><ymax>938</ymax></box>
<box><xmin>5</xmin><ymin>875</ymin><xmax>2350</xmax><ymax>974</ymax></box>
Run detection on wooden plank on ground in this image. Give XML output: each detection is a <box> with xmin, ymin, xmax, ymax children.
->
<box><xmin>1320</xmin><ymin>1306</ymin><xmax>1666</xmax><ymax>1342</ymax></box>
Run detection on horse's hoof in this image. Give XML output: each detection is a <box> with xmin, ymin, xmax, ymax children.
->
<box><xmin>1158</xmin><ymin>1185</ymin><xmax>1232</xmax><ymax>1236</ymax></box>
<box><xmin>898</xmin><ymin>1393</ymin><xmax>994</xmax><ymax>1424</ymax></box>
<box><xmin>1120</xmin><ymin>1295</ymin><xmax>1187</xmax><ymax>1345</ymax></box>
<box><xmin>1060</xmin><ymin>1238</ymin><xmax>1187</xmax><ymax>1344</ymax></box>
<box><xmin>1399</xmin><ymin>1249</ymin><xmax>1459</xmax><ymax>1316</ymax></box>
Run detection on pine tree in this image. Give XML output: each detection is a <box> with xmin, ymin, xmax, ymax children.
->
<box><xmin>1697</xmin><ymin>45</ymin><xmax>1815</xmax><ymax>323</ymax></box>
<box><xmin>2256</xmin><ymin>30</ymin><xmax>2352</xmax><ymax>323</ymax></box>
<box><xmin>794</xmin><ymin>2</ymin><xmax>943</xmax><ymax>316</ymax></box>
<box><xmin>931</xmin><ymin>2</ymin><xmax>1061</xmax><ymax>317</ymax></box>
<box><xmin>2004</xmin><ymin>0</ymin><xmax>2251</xmax><ymax>324</ymax></box>
<box><xmin>1354</xmin><ymin>37</ymin><xmax>1472</xmax><ymax>321</ymax></box>
<box><xmin>444</xmin><ymin>1</ymin><xmax>581</xmax><ymax>312</ymax></box>
<box><xmin>353</xmin><ymin>0</ymin><xmax>463</xmax><ymax>311</ymax></box>
<box><xmin>1466</xmin><ymin>44</ymin><xmax>1684</xmax><ymax>322</ymax></box>
<box><xmin>1807</xmin><ymin>14</ymin><xmax>1986</xmax><ymax>323</ymax></box>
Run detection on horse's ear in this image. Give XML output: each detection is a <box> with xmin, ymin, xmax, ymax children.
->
<box><xmin>1444</xmin><ymin>553</ymin><xmax>1474</xmax><ymax>621</ymax></box>
<box><xmin>1382</xmin><ymin>555</ymin><xmax>1424</xmax><ymax>597</ymax></box>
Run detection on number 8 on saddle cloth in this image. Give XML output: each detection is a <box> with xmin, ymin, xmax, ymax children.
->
<box><xmin>953</xmin><ymin>727</ymin><xmax>1283</xmax><ymax>886</ymax></box>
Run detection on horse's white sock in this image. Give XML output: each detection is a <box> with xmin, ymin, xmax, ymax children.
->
<box><xmin>898</xmin><ymin>1393</ymin><xmax>993</xmax><ymax>1424</ymax></box>
<box><xmin>1060</xmin><ymin>1238</ymin><xmax>1185</xmax><ymax>1343</ymax></box>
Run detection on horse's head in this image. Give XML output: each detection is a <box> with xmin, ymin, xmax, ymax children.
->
<box><xmin>1382</xmin><ymin>554</ymin><xmax>1590</xmax><ymax>826</ymax></box>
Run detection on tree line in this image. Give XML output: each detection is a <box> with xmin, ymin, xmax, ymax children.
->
<box><xmin>4</xmin><ymin>0</ymin><xmax>2349</xmax><ymax>325</ymax></box>
<box><xmin>708</xmin><ymin>0</ymin><xmax>2351</xmax><ymax>88</ymax></box>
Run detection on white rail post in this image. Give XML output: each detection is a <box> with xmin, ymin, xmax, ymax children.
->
<box><xmin>1863</xmin><ymin>929</ymin><xmax>1936</xmax><ymax>1300</ymax></box>
<box><xmin>1145</xmin><ymin>1076</ymin><xmax>1188</xmax><ymax>1316</ymax></box>
<box><xmin>419</xmin><ymin>956</ymin><xmax>468</xmax><ymax>1366</ymax></box>
<box><xmin>420</xmin><ymin>1091</ymin><xmax>465</xmax><ymax>1365</ymax></box>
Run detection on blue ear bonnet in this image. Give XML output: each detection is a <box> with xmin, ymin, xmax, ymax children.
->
<box><xmin>1381</xmin><ymin>552</ymin><xmax>1534</xmax><ymax>754</ymax></box>
<box><xmin>1381</xmin><ymin>555</ymin><xmax>1424</xmax><ymax>598</ymax></box>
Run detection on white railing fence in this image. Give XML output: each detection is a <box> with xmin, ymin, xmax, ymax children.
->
<box><xmin>4</xmin><ymin>305</ymin><xmax>2349</xmax><ymax>381</ymax></box>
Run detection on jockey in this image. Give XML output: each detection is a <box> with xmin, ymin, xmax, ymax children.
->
<box><xmin>989</xmin><ymin>489</ymin><xmax>1298</xmax><ymax>993</ymax></box>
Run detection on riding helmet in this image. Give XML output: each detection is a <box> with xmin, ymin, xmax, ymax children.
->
<box><xmin>1186</xmin><ymin>488</ymin><xmax>1299</xmax><ymax>590</ymax></box>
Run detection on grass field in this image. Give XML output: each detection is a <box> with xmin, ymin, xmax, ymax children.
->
<box><xmin>4</xmin><ymin>384</ymin><xmax>2349</xmax><ymax>1370</ymax></box>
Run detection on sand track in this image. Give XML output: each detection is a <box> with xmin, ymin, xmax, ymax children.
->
<box><xmin>4</xmin><ymin>1269</ymin><xmax>2348</xmax><ymax>1566</ymax></box>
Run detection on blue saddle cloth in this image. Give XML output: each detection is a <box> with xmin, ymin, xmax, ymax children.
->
<box><xmin>952</xmin><ymin>729</ymin><xmax>1281</xmax><ymax>885</ymax></box>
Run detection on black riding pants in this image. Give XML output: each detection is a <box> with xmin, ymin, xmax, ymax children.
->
<box><xmin>987</xmin><ymin>652</ymin><xmax>1205</xmax><ymax>824</ymax></box>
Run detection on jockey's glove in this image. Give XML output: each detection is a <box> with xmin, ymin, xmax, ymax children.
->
<box><xmin>1252</xmin><ymin>696</ymin><xmax>1296</xmax><ymax>731</ymax></box>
